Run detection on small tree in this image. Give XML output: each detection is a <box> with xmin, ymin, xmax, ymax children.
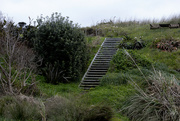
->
<box><xmin>0</xmin><ymin>21</ymin><xmax>41</xmax><ymax>94</ymax></box>
<box><xmin>33</xmin><ymin>13</ymin><xmax>87</xmax><ymax>83</ymax></box>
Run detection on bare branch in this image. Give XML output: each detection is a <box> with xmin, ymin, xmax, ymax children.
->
<box><xmin>0</xmin><ymin>22</ymin><xmax>41</xmax><ymax>94</ymax></box>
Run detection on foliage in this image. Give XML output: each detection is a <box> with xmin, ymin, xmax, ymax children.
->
<box><xmin>41</xmin><ymin>62</ymin><xmax>67</xmax><ymax>84</ymax></box>
<box><xmin>119</xmin><ymin>36</ymin><xmax>145</xmax><ymax>49</ymax></box>
<box><xmin>122</xmin><ymin>70</ymin><xmax>180</xmax><ymax>121</ymax></box>
<box><xmin>21</xmin><ymin>25</ymin><xmax>37</xmax><ymax>48</ymax></box>
<box><xmin>110</xmin><ymin>49</ymin><xmax>152</xmax><ymax>72</ymax></box>
<box><xmin>33</xmin><ymin>12</ymin><xmax>87</xmax><ymax>83</ymax></box>
<box><xmin>155</xmin><ymin>38</ymin><xmax>180</xmax><ymax>52</ymax></box>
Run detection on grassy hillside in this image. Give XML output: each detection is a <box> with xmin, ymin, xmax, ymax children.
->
<box><xmin>38</xmin><ymin>20</ymin><xmax>180</xmax><ymax>120</ymax></box>
<box><xmin>0</xmin><ymin>15</ymin><xmax>180</xmax><ymax>120</ymax></box>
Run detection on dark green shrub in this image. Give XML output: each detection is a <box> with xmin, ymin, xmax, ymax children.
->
<box><xmin>33</xmin><ymin>13</ymin><xmax>87</xmax><ymax>83</ymax></box>
<box><xmin>22</xmin><ymin>25</ymin><xmax>37</xmax><ymax>48</ymax></box>
<box><xmin>110</xmin><ymin>49</ymin><xmax>152</xmax><ymax>72</ymax></box>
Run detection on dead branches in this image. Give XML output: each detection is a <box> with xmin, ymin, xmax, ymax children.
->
<box><xmin>0</xmin><ymin>24</ymin><xmax>41</xmax><ymax>95</ymax></box>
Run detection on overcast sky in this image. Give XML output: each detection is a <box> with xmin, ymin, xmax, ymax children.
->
<box><xmin>1</xmin><ymin>0</ymin><xmax>180</xmax><ymax>27</ymax></box>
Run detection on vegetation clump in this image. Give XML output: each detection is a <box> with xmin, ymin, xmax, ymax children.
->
<box><xmin>33</xmin><ymin>13</ymin><xmax>87</xmax><ymax>84</ymax></box>
<box><xmin>110</xmin><ymin>49</ymin><xmax>152</xmax><ymax>72</ymax></box>
<box><xmin>153</xmin><ymin>38</ymin><xmax>180</xmax><ymax>52</ymax></box>
<box><xmin>122</xmin><ymin>70</ymin><xmax>180</xmax><ymax>121</ymax></box>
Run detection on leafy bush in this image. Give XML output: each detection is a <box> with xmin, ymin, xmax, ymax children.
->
<box><xmin>122</xmin><ymin>70</ymin><xmax>180</xmax><ymax>121</ymax></box>
<box><xmin>119</xmin><ymin>36</ymin><xmax>145</xmax><ymax>49</ymax></box>
<box><xmin>33</xmin><ymin>13</ymin><xmax>87</xmax><ymax>83</ymax></box>
<box><xmin>110</xmin><ymin>49</ymin><xmax>152</xmax><ymax>72</ymax></box>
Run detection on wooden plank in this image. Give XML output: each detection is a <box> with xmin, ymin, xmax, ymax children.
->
<box><xmin>159</xmin><ymin>24</ymin><xmax>170</xmax><ymax>27</ymax></box>
<box><xmin>150</xmin><ymin>24</ymin><xmax>160</xmax><ymax>29</ymax></box>
<box><xmin>169</xmin><ymin>24</ymin><xmax>179</xmax><ymax>28</ymax></box>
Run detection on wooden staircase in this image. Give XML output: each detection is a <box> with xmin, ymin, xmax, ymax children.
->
<box><xmin>79</xmin><ymin>38</ymin><xmax>122</xmax><ymax>90</ymax></box>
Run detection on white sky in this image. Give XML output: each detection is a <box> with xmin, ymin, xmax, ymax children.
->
<box><xmin>1</xmin><ymin>0</ymin><xmax>180</xmax><ymax>27</ymax></box>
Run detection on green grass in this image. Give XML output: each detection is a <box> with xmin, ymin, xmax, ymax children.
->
<box><xmin>38</xmin><ymin>82</ymin><xmax>82</xmax><ymax>98</ymax></box>
<box><xmin>37</xmin><ymin>77</ymin><xmax>135</xmax><ymax>120</ymax></box>
<box><xmin>81</xmin><ymin>85</ymin><xmax>135</xmax><ymax>109</ymax></box>
<box><xmin>137</xmin><ymin>48</ymin><xmax>180</xmax><ymax>70</ymax></box>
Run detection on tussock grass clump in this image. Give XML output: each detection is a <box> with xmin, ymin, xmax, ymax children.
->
<box><xmin>122</xmin><ymin>70</ymin><xmax>180</xmax><ymax>121</ymax></box>
<box><xmin>45</xmin><ymin>95</ymin><xmax>114</xmax><ymax>121</ymax></box>
<box><xmin>45</xmin><ymin>95</ymin><xmax>86</xmax><ymax>121</ymax></box>
<box><xmin>0</xmin><ymin>95</ymin><xmax>42</xmax><ymax>121</ymax></box>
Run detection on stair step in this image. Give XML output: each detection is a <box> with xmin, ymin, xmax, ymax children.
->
<box><xmin>103</xmin><ymin>46</ymin><xmax>118</xmax><ymax>48</ymax></box>
<box><xmin>94</xmin><ymin>59</ymin><xmax>111</xmax><ymax>61</ymax></box>
<box><xmin>86</xmin><ymin>75</ymin><xmax>104</xmax><ymax>77</ymax></box>
<box><xmin>90</xmin><ymin>65</ymin><xmax>109</xmax><ymax>68</ymax></box>
<box><xmin>81</xmin><ymin>82</ymin><xmax>100</xmax><ymax>84</ymax></box>
<box><xmin>104</xmin><ymin>41</ymin><xmax>120</xmax><ymax>43</ymax></box>
<box><xmin>82</xmin><ymin>87</ymin><xmax>94</xmax><ymax>90</ymax></box>
<box><xmin>80</xmin><ymin>85</ymin><xmax>98</xmax><ymax>87</ymax></box>
<box><xmin>99</xmin><ymin>52</ymin><xmax>116</xmax><ymax>54</ymax></box>
<box><xmin>92</xmin><ymin>64</ymin><xmax>110</xmax><ymax>66</ymax></box>
<box><xmin>101</xmin><ymin>46</ymin><xmax>117</xmax><ymax>50</ymax></box>
<box><xmin>101</xmin><ymin>48</ymin><xmax>117</xmax><ymax>50</ymax></box>
<box><xmin>101</xmin><ymin>49</ymin><xmax>117</xmax><ymax>51</ymax></box>
<box><xmin>88</xmin><ymin>70</ymin><xmax>108</xmax><ymax>72</ymax></box>
<box><xmin>100</xmin><ymin>49</ymin><xmax>117</xmax><ymax>51</ymax></box>
<box><xmin>106</xmin><ymin>38</ymin><xmax>122</xmax><ymax>41</ymax></box>
<box><xmin>103</xmin><ymin>44</ymin><xmax>119</xmax><ymax>46</ymax></box>
<box><xmin>87</xmin><ymin>72</ymin><xmax>106</xmax><ymax>75</ymax></box>
<box><xmin>84</xmin><ymin>77</ymin><xmax>102</xmax><ymax>80</ymax></box>
<box><xmin>98</xmin><ymin>53</ymin><xmax>116</xmax><ymax>55</ymax></box>
<box><xmin>95</xmin><ymin>57</ymin><xmax>112</xmax><ymax>59</ymax></box>
<box><xmin>83</xmin><ymin>80</ymin><xmax>100</xmax><ymax>82</ymax></box>
<box><xmin>90</xmin><ymin>67</ymin><xmax>109</xmax><ymax>69</ymax></box>
<box><xmin>93</xmin><ymin>61</ymin><xmax>110</xmax><ymax>63</ymax></box>
<box><xmin>96</xmin><ymin>54</ymin><xmax>114</xmax><ymax>56</ymax></box>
